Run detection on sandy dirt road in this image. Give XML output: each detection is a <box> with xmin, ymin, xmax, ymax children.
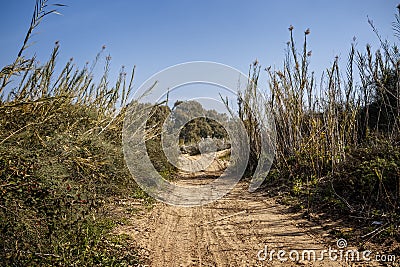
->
<box><xmin>114</xmin><ymin>152</ymin><xmax>383</xmax><ymax>267</ymax></box>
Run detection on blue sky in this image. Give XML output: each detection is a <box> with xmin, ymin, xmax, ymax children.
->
<box><xmin>0</xmin><ymin>1</ymin><xmax>399</xmax><ymax>95</ymax></box>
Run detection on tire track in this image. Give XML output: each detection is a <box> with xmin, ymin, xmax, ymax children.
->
<box><xmin>113</xmin><ymin>153</ymin><xmax>384</xmax><ymax>267</ymax></box>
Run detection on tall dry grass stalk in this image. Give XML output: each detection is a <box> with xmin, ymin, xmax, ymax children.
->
<box><xmin>261</xmin><ymin>24</ymin><xmax>400</xmax><ymax>179</ymax></box>
<box><xmin>232</xmin><ymin>15</ymin><xmax>400</xmax><ymax>219</ymax></box>
<box><xmin>238</xmin><ymin>17</ymin><xmax>400</xmax><ymax>217</ymax></box>
<box><xmin>0</xmin><ymin>0</ymin><xmax>134</xmax><ymax>126</ymax></box>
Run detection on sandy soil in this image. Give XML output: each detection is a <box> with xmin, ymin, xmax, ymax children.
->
<box><xmin>113</xmin><ymin>151</ymin><xmax>387</xmax><ymax>267</ymax></box>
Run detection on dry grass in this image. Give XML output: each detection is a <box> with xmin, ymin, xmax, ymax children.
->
<box><xmin>237</xmin><ymin>11</ymin><xmax>400</xmax><ymax>248</ymax></box>
<box><xmin>0</xmin><ymin>1</ymin><xmax>142</xmax><ymax>265</ymax></box>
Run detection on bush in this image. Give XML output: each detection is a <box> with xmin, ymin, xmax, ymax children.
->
<box><xmin>0</xmin><ymin>101</ymin><xmax>141</xmax><ymax>265</ymax></box>
<box><xmin>0</xmin><ymin>2</ymin><xmax>143</xmax><ymax>265</ymax></box>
